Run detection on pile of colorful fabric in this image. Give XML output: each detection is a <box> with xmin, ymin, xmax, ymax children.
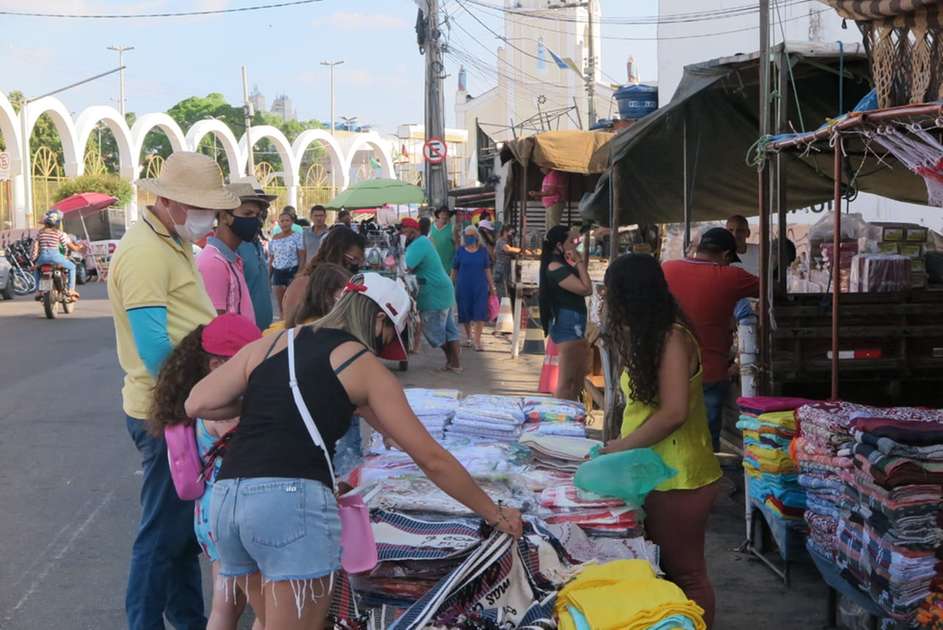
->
<box><xmin>800</xmin><ymin>401</ymin><xmax>943</xmax><ymax>624</ymax></box>
<box><xmin>736</xmin><ymin>396</ymin><xmax>810</xmax><ymax>524</ymax></box>
<box><xmin>917</xmin><ymin>592</ymin><xmax>943</xmax><ymax>629</ymax></box>
<box><xmin>404</xmin><ymin>387</ymin><xmax>461</xmax><ymax>439</ymax></box>
<box><xmin>795</xmin><ymin>401</ymin><xmax>860</xmax><ymax>561</ymax></box>
<box><xmin>445</xmin><ymin>394</ymin><xmax>525</xmax><ymax>442</ymax></box>
<box><xmin>555</xmin><ymin>560</ymin><xmax>705</xmax><ymax>630</ymax></box>
<box><xmin>522</xmin><ymin>396</ymin><xmax>588</xmax><ymax>437</ymax></box>
<box><xmin>519</xmin><ymin>434</ymin><xmax>599</xmax><ymax>473</ymax></box>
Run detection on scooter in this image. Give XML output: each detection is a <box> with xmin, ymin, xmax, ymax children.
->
<box><xmin>36</xmin><ymin>262</ymin><xmax>75</xmax><ymax>319</ymax></box>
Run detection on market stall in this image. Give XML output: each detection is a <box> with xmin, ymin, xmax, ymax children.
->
<box><xmin>329</xmin><ymin>389</ymin><xmax>705</xmax><ymax>629</ymax></box>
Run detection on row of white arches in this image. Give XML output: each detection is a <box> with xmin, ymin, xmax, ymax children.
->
<box><xmin>0</xmin><ymin>91</ymin><xmax>395</xmax><ymax>227</ymax></box>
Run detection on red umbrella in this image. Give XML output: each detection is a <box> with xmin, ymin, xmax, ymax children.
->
<box><xmin>52</xmin><ymin>192</ymin><xmax>117</xmax><ymax>215</ymax></box>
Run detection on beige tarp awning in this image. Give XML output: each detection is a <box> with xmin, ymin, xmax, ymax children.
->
<box><xmin>500</xmin><ymin>130</ymin><xmax>614</xmax><ymax>175</ymax></box>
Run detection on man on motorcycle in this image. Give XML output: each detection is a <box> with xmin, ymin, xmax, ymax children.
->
<box><xmin>32</xmin><ymin>209</ymin><xmax>85</xmax><ymax>299</ymax></box>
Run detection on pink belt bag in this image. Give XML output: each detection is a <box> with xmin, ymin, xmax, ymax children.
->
<box><xmin>286</xmin><ymin>328</ymin><xmax>378</xmax><ymax>574</ymax></box>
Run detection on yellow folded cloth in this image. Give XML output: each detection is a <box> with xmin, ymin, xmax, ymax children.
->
<box><xmin>757</xmin><ymin>410</ymin><xmax>796</xmax><ymax>430</ymax></box>
<box><xmin>556</xmin><ymin>560</ymin><xmax>706</xmax><ymax>630</ymax></box>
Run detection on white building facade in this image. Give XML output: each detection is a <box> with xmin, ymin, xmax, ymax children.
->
<box><xmin>454</xmin><ymin>0</ymin><xmax>614</xmax><ymax>186</ymax></box>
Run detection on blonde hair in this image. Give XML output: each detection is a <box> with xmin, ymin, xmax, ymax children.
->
<box><xmin>311</xmin><ymin>278</ymin><xmax>382</xmax><ymax>353</ymax></box>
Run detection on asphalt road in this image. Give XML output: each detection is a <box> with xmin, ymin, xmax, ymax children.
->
<box><xmin>0</xmin><ymin>283</ymin><xmax>141</xmax><ymax>629</ymax></box>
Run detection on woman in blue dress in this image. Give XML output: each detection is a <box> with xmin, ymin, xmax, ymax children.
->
<box><xmin>452</xmin><ymin>225</ymin><xmax>496</xmax><ymax>351</ymax></box>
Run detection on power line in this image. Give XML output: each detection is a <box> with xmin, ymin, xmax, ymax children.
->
<box><xmin>0</xmin><ymin>0</ymin><xmax>324</xmax><ymax>19</ymax></box>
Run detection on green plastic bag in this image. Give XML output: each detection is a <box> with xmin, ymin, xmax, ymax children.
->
<box><xmin>574</xmin><ymin>447</ymin><xmax>676</xmax><ymax>507</ymax></box>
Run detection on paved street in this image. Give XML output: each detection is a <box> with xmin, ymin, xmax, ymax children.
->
<box><xmin>0</xmin><ymin>283</ymin><xmax>827</xmax><ymax>630</ymax></box>
<box><xmin>0</xmin><ymin>283</ymin><xmax>133</xmax><ymax>629</ymax></box>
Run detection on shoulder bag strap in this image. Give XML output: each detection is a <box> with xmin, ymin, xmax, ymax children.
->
<box><xmin>286</xmin><ymin>327</ymin><xmax>337</xmax><ymax>490</ymax></box>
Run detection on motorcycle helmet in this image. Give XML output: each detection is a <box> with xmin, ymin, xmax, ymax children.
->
<box><xmin>43</xmin><ymin>209</ymin><xmax>63</xmax><ymax>227</ymax></box>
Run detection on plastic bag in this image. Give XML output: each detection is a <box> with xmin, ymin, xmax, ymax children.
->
<box><xmin>574</xmin><ymin>448</ymin><xmax>676</xmax><ymax>507</ymax></box>
<box><xmin>487</xmin><ymin>294</ymin><xmax>500</xmax><ymax>322</ymax></box>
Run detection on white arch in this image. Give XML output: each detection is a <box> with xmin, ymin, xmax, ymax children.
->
<box><xmin>238</xmin><ymin>125</ymin><xmax>298</xmax><ymax>187</ymax></box>
<box><xmin>131</xmin><ymin>113</ymin><xmax>187</xmax><ymax>172</ymax></box>
<box><xmin>185</xmin><ymin>118</ymin><xmax>242</xmax><ymax>177</ymax></box>
<box><xmin>74</xmin><ymin>106</ymin><xmax>135</xmax><ymax>178</ymax></box>
<box><xmin>343</xmin><ymin>131</ymin><xmax>395</xmax><ymax>182</ymax></box>
<box><xmin>291</xmin><ymin>128</ymin><xmax>348</xmax><ymax>190</ymax></box>
<box><xmin>24</xmin><ymin>96</ymin><xmax>81</xmax><ymax>176</ymax></box>
<box><xmin>0</xmin><ymin>92</ymin><xmax>21</xmax><ymax>174</ymax></box>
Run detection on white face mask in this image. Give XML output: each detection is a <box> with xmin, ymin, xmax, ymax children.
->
<box><xmin>173</xmin><ymin>209</ymin><xmax>216</xmax><ymax>243</ymax></box>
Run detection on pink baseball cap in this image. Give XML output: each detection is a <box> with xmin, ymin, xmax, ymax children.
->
<box><xmin>201</xmin><ymin>313</ymin><xmax>262</xmax><ymax>357</ymax></box>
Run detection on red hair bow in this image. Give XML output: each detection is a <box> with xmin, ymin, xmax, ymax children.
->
<box><xmin>344</xmin><ymin>281</ymin><xmax>368</xmax><ymax>294</ymax></box>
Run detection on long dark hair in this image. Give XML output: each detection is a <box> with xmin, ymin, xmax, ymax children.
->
<box><xmin>538</xmin><ymin>225</ymin><xmax>572</xmax><ymax>335</ymax></box>
<box><xmin>287</xmin><ymin>262</ymin><xmax>352</xmax><ymax>328</ymax></box>
<box><xmin>303</xmin><ymin>226</ymin><xmax>365</xmax><ymax>274</ymax></box>
<box><xmin>148</xmin><ymin>326</ymin><xmax>211</xmax><ymax>437</ymax></box>
<box><xmin>604</xmin><ymin>253</ymin><xmax>691</xmax><ymax>405</ymax></box>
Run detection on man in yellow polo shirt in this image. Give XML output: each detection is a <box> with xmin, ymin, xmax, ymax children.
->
<box><xmin>108</xmin><ymin>151</ymin><xmax>239</xmax><ymax>630</ymax></box>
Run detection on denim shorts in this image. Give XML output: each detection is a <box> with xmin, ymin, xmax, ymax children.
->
<box><xmin>421</xmin><ymin>306</ymin><xmax>460</xmax><ymax>348</ymax></box>
<box><xmin>271</xmin><ymin>265</ymin><xmax>298</xmax><ymax>287</ymax></box>
<box><xmin>549</xmin><ymin>308</ymin><xmax>587</xmax><ymax>344</ymax></box>
<box><xmin>210</xmin><ymin>477</ymin><xmax>341</xmax><ymax>581</ymax></box>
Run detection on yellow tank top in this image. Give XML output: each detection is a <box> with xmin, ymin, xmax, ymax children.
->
<box><xmin>620</xmin><ymin>325</ymin><xmax>722</xmax><ymax>492</ymax></box>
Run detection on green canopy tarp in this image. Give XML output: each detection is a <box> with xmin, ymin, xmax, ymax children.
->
<box><xmin>581</xmin><ymin>42</ymin><xmax>931</xmax><ymax>228</ymax></box>
<box><xmin>326</xmin><ymin>178</ymin><xmax>425</xmax><ymax>210</ymax></box>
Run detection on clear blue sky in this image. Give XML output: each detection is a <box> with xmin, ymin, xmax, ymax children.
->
<box><xmin>0</xmin><ymin>0</ymin><xmax>657</xmax><ymax>132</ymax></box>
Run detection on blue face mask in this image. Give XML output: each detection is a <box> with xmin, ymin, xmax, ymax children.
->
<box><xmin>464</xmin><ymin>236</ymin><xmax>478</xmax><ymax>246</ymax></box>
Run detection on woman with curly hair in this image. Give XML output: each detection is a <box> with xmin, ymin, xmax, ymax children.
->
<box><xmin>149</xmin><ymin>314</ymin><xmax>263</xmax><ymax>630</ymax></box>
<box><xmin>599</xmin><ymin>253</ymin><xmax>722</xmax><ymax>628</ymax></box>
<box><xmin>279</xmin><ymin>226</ymin><xmax>365</xmax><ymax>327</ymax></box>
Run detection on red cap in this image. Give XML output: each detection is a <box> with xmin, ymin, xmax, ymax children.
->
<box><xmin>201</xmin><ymin>314</ymin><xmax>262</xmax><ymax>357</ymax></box>
<box><xmin>400</xmin><ymin>217</ymin><xmax>420</xmax><ymax>230</ymax></box>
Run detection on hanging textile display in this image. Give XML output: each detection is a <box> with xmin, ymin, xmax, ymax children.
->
<box><xmin>871</xmin><ymin>125</ymin><xmax>943</xmax><ymax>207</ymax></box>
<box><xmin>822</xmin><ymin>0</ymin><xmax>943</xmax><ymax>107</ymax></box>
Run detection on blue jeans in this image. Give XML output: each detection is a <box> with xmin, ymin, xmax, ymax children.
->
<box><xmin>125</xmin><ymin>417</ymin><xmax>206</xmax><ymax>630</ymax></box>
<box><xmin>702</xmin><ymin>381</ymin><xmax>730</xmax><ymax>453</ymax></box>
<box><xmin>34</xmin><ymin>247</ymin><xmax>76</xmax><ymax>291</ymax></box>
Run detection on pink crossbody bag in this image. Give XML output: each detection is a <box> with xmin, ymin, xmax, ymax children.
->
<box><xmin>165</xmin><ymin>423</ymin><xmax>205</xmax><ymax>501</ymax></box>
<box><xmin>286</xmin><ymin>327</ymin><xmax>378</xmax><ymax>574</ymax></box>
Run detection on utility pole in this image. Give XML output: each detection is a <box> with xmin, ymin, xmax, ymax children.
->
<box><xmin>756</xmin><ymin>0</ymin><xmax>771</xmax><ymax>394</ymax></box>
<box><xmin>585</xmin><ymin>0</ymin><xmax>597</xmax><ymax>128</ymax></box>
<box><xmin>241</xmin><ymin>65</ymin><xmax>255</xmax><ymax>178</ymax></box>
<box><xmin>320</xmin><ymin>60</ymin><xmax>343</xmax><ymax>135</ymax></box>
<box><xmin>107</xmin><ymin>45</ymin><xmax>134</xmax><ymax>116</ymax></box>
<box><xmin>421</xmin><ymin>0</ymin><xmax>449</xmax><ymax>209</ymax></box>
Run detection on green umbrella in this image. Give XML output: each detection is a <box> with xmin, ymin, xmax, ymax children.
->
<box><xmin>326</xmin><ymin>178</ymin><xmax>425</xmax><ymax>210</ymax></box>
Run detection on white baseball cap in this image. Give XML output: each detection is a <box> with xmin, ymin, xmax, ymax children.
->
<box><xmin>344</xmin><ymin>272</ymin><xmax>412</xmax><ymax>361</ymax></box>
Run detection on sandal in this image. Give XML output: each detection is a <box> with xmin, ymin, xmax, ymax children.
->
<box><xmin>461</xmin><ymin>340</ymin><xmax>473</xmax><ymax>348</ymax></box>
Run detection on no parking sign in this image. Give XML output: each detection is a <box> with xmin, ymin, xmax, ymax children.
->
<box><xmin>422</xmin><ymin>137</ymin><xmax>447</xmax><ymax>165</ymax></box>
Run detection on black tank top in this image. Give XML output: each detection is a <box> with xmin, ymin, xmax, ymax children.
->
<box><xmin>217</xmin><ymin>327</ymin><xmax>358</xmax><ymax>488</ymax></box>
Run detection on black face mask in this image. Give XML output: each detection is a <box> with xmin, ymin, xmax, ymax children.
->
<box><xmin>229</xmin><ymin>216</ymin><xmax>261</xmax><ymax>242</ymax></box>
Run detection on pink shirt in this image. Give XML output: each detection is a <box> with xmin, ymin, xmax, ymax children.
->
<box><xmin>196</xmin><ymin>238</ymin><xmax>256</xmax><ymax>325</ymax></box>
<box><xmin>541</xmin><ymin>169</ymin><xmax>567</xmax><ymax>208</ymax></box>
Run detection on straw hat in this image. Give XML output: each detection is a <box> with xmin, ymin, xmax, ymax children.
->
<box><xmin>227</xmin><ymin>176</ymin><xmax>278</xmax><ymax>206</ymax></box>
<box><xmin>136</xmin><ymin>151</ymin><xmax>240</xmax><ymax>210</ymax></box>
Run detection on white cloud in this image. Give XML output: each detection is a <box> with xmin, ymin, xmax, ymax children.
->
<box><xmin>313</xmin><ymin>11</ymin><xmax>409</xmax><ymax>31</ymax></box>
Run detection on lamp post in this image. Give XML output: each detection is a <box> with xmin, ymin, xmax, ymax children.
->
<box><xmin>106</xmin><ymin>45</ymin><xmax>134</xmax><ymax>117</ymax></box>
<box><xmin>320</xmin><ymin>60</ymin><xmax>343</xmax><ymax>135</ymax></box>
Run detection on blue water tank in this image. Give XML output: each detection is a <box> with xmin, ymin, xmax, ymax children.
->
<box><xmin>614</xmin><ymin>84</ymin><xmax>658</xmax><ymax>120</ymax></box>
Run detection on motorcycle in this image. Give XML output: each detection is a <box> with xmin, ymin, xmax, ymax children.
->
<box><xmin>36</xmin><ymin>260</ymin><xmax>75</xmax><ymax>319</ymax></box>
<box><xmin>4</xmin><ymin>238</ymin><xmax>36</xmax><ymax>296</ymax></box>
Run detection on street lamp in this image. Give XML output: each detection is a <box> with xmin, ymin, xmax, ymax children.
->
<box><xmin>320</xmin><ymin>60</ymin><xmax>343</xmax><ymax>135</ymax></box>
<box><xmin>340</xmin><ymin>116</ymin><xmax>358</xmax><ymax>133</ymax></box>
<box><xmin>106</xmin><ymin>45</ymin><xmax>134</xmax><ymax>117</ymax></box>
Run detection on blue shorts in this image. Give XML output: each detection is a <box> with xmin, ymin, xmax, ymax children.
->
<box><xmin>271</xmin><ymin>265</ymin><xmax>298</xmax><ymax>287</ymax></box>
<box><xmin>421</xmin><ymin>306</ymin><xmax>460</xmax><ymax>348</ymax></box>
<box><xmin>210</xmin><ymin>477</ymin><xmax>341</xmax><ymax>581</ymax></box>
<box><xmin>549</xmin><ymin>308</ymin><xmax>587</xmax><ymax>344</ymax></box>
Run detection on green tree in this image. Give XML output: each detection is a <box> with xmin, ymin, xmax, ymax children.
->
<box><xmin>54</xmin><ymin>173</ymin><xmax>133</xmax><ymax>206</ymax></box>
<box><xmin>2</xmin><ymin>90</ymin><xmax>66</xmax><ymax>173</ymax></box>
